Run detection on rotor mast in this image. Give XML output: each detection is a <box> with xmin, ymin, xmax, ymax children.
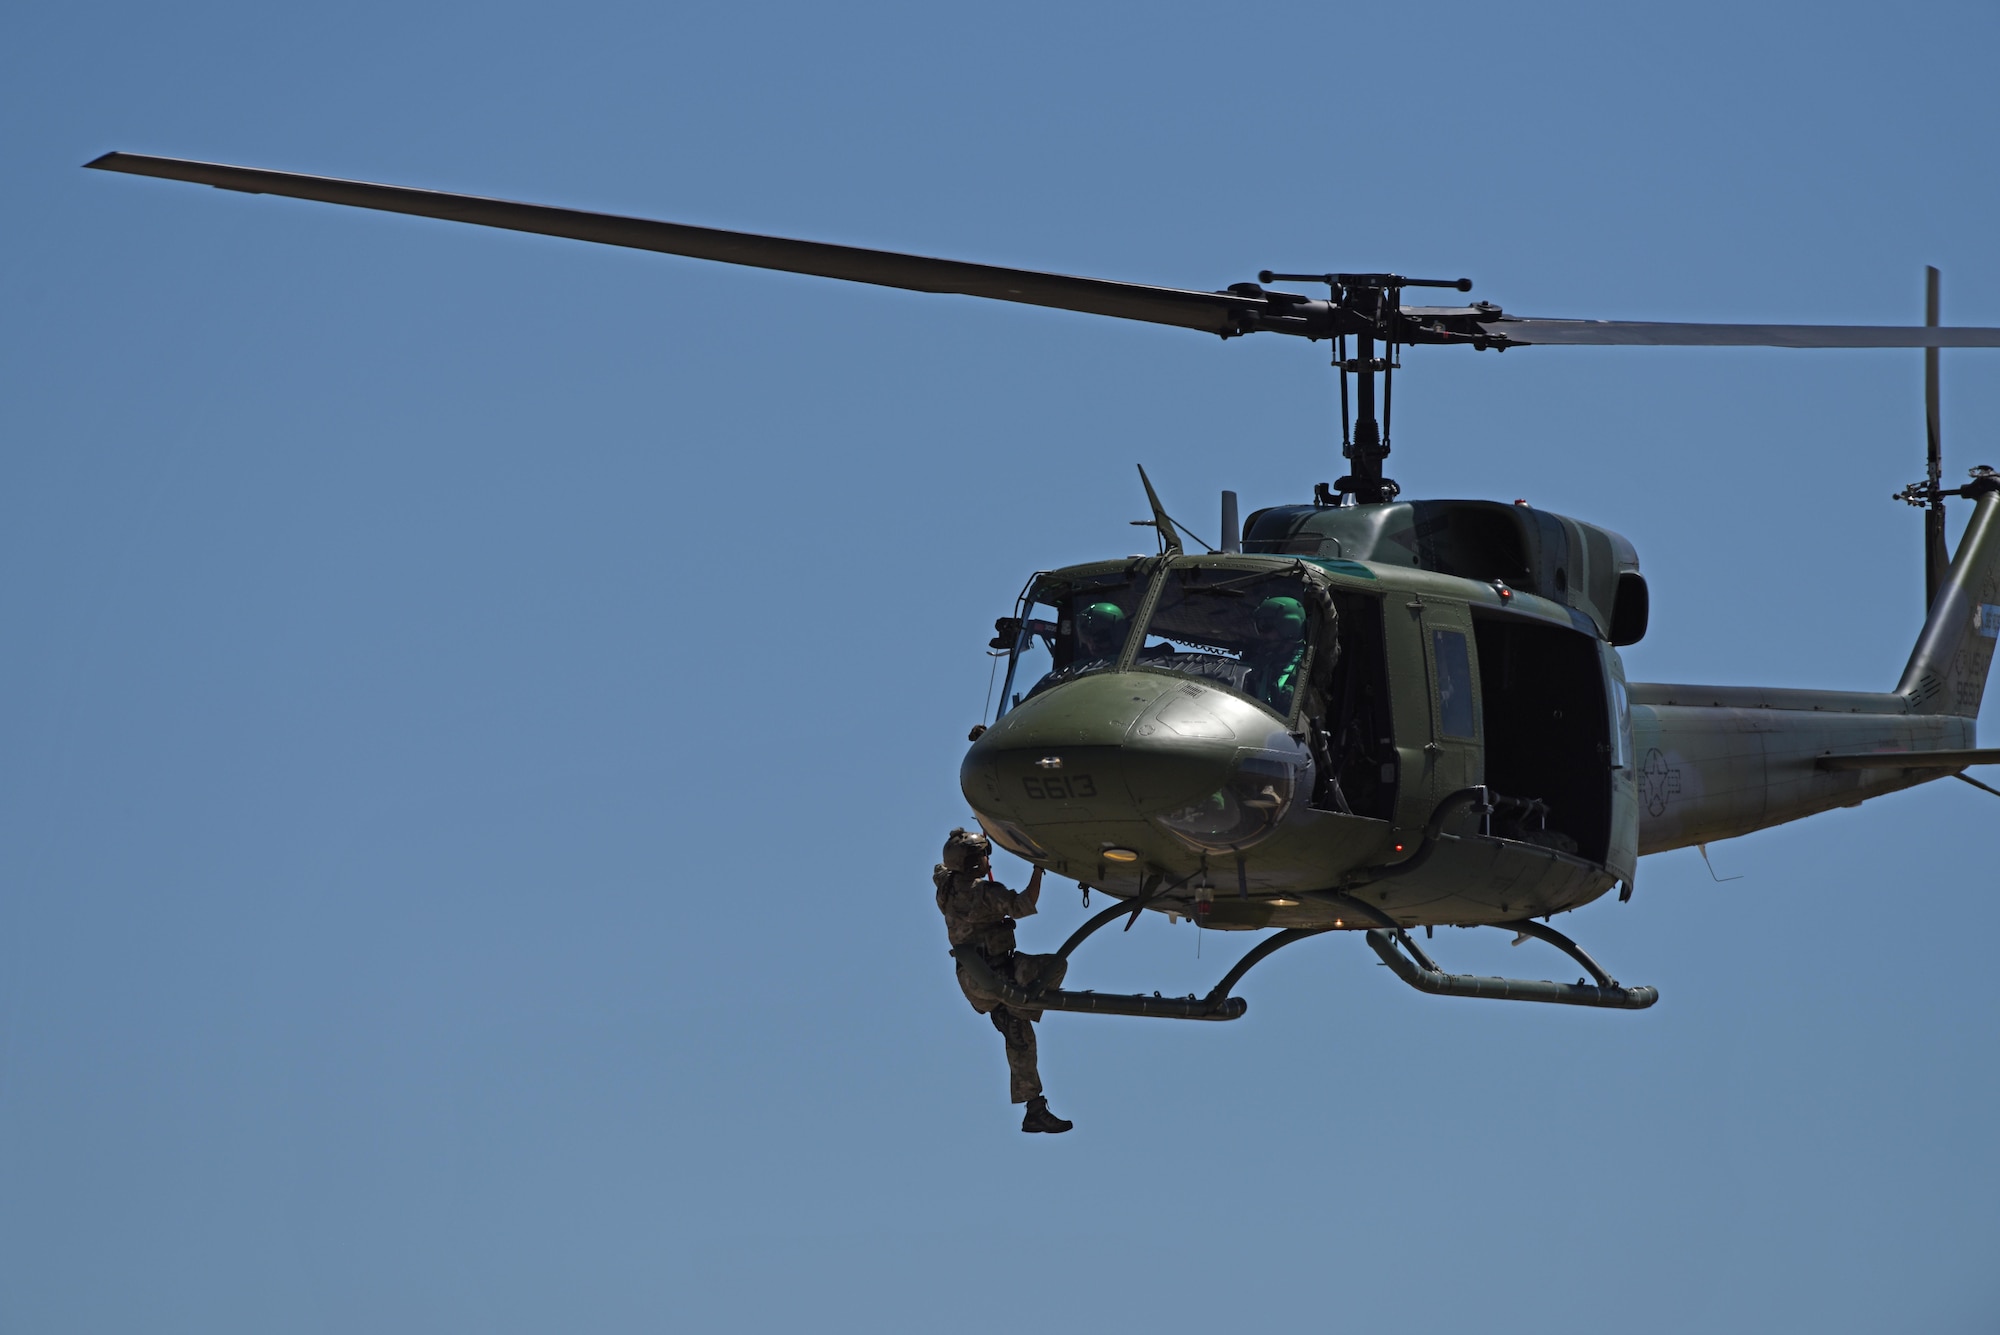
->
<box><xmin>1261</xmin><ymin>272</ymin><xmax>1472</xmax><ymax>505</ymax></box>
<box><xmin>1347</xmin><ymin>330</ymin><xmax>1388</xmax><ymax>502</ymax></box>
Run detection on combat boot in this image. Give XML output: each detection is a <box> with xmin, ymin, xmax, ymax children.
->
<box><xmin>1020</xmin><ymin>1096</ymin><xmax>1073</xmax><ymax>1134</ymax></box>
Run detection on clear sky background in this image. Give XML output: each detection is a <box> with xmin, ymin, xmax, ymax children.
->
<box><xmin>4</xmin><ymin>3</ymin><xmax>1998</xmax><ymax>1331</ymax></box>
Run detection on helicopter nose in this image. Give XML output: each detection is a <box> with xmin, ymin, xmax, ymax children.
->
<box><xmin>959</xmin><ymin>672</ymin><xmax>1310</xmax><ymax>860</ymax></box>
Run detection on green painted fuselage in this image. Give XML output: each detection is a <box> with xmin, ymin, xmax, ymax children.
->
<box><xmin>961</xmin><ymin>494</ymin><xmax>1999</xmax><ymax>931</ymax></box>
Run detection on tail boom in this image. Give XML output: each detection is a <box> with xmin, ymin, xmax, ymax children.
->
<box><xmin>1629</xmin><ymin>689</ymin><xmax>1972</xmax><ymax>855</ymax></box>
<box><xmin>1630</xmin><ymin>488</ymin><xmax>1999</xmax><ymax>855</ymax></box>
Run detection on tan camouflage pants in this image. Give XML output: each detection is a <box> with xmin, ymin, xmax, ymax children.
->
<box><xmin>988</xmin><ymin>1007</ymin><xmax>1040</xmax><ymax>1103</ymax></box>
<box><xmin>959</xmin><ymin>951</ymin><xmax>1067</xmax><ymax>1104</ymax></box>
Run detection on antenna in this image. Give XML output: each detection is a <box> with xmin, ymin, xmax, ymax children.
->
<box><xmin>1134</xmin><ymin>464</ymin><xmax>1183</xmax><ymax>556</ymax></box>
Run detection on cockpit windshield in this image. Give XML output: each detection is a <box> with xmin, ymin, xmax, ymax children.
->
<box><xmin>994</xmin><ymin>570</ymin><xmax>1146</xmax><ymax>714</ymax></box>
<box><xmin>1134</xmin><ymin>568</ymin><xmax>1314</xmax><ymax>717</ymax></box>
<box><xmin>991</xmin><ymin>564</ymin><xmax>1318</xmax><ymax>720</ymax></box>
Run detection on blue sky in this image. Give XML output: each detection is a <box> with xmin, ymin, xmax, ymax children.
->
<box><xmin>4</xmin><ymin>3</ymin><xmax>1998</xmax><ymax>1331</ymax></box>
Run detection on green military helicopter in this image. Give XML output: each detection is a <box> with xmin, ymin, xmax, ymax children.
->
<box><xmin>88</xmin><ymin>152</ymin><xmax>2000</xmax><ymax>1019</ymax></box>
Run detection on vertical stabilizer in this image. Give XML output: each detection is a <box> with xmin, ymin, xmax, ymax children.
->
<box><xmin>1898</xmin><ymin>483</ymin><xmax>2000</xmax><ymax>715</ymax></box>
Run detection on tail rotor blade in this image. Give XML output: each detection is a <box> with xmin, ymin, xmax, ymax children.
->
<box><xmin>1926</xmin><ymin>266</ymin><xmax>1949</xmax><ymax>608</ymax></box>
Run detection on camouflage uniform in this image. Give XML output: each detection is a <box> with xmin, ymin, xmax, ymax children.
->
<box><xmin>935</xmin><ymin>850</ymin><xmax>1068</xmax><ymax>1104</ymax></box>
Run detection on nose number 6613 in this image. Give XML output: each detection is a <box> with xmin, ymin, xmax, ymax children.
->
<box><xmin>1022</xmin><ymin>774</ymin><xmax>1097</xmax><ymax>800</ymax></box>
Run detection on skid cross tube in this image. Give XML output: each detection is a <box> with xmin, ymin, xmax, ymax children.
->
<box><xmin>1300</xmin><ymin>887</ymin><xmax>1405</xmax><ymax>933</ymax></box>
<box><xmin>1365</xmin><ymin>929</ymin><xmax>1658</xmax><ymax>1009</ymax></box>
<box><xmin>1201</xmin><ymin>927</ymin><xmax>1336</xmax><ymax>1004</ymax></box>
<box><xmin>1055</xmin><ymin>865</ymin><xmax>1207</xmax><ymax>961</ymax></box>
<box><xmin>1055</xmin><ymin>897</ymin><xmax>1146</xmax><ymax>960</ymax></box>
<box><xmin>1498</xmin><ymin>918</ymin><xmax>1617</xmax><ymax>989</ymax></box>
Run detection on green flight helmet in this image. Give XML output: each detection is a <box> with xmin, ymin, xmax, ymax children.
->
<box><xmin>1253</xmin><ymin>595</ymin><xmax>1307</xmax><ymax>638</ymax></box>
<box><xmin>1078</xmin><ymin>601</ymin><xmax>1128</xmax><ymax>638</ymax></box>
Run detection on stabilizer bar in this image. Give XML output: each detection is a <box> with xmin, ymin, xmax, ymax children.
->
<box><xmin>1365</xmin><ymin>929</ymin><xmax>1658</xmax><ymax>1009</ymax></box>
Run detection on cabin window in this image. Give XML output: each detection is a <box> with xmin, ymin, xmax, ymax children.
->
<box><xmin>1607</xmin><ymin>669</ymin><xmax>1631</xmax><ymax>770</ymax></box>
<box><xmin>1432</xmin><ymin>629</ymin><xmax>1477</xmax><ymax>738</ymax></box>
<box><xmin>1134</xmin><ymin>569</ymin><xmax>1314</xmax><ymax>717</ymax></box>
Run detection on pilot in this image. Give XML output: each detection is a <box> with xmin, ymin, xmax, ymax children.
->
<box><xmin>1074</xmin><ymin>600</ymin><xmax>1129</xmax><ymax>662</ymax></box>
<box><xmin>934</xmin><ymin>827</ymin><xmax>1074</xmax><ymax>1134</ymax></box>
<box><xmin>1247</xmin><ymin>595</ymin><xmax>1308</xmax><ymax>710</ymax></box>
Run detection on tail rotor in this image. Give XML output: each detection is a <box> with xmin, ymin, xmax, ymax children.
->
<box><xmin>1926</xmin><ymin>267</ymin><xmax>1950</xmax><ymax>607</ymax></box>
<box><xmin>1897</xmin><ymin>266</ymin><xmax>1958</xmax><ymax>610</ymax></box>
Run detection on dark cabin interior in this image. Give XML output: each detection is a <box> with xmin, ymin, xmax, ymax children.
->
<box><xmin>1309</xmin><ymin>592</ymin><xmax>1396</xmax><ymax>820</ymax></box>
<box><xmin>1472</xmin><ymin>615</ymin><xmax>1611</xmax><ymax>863</ymax></box>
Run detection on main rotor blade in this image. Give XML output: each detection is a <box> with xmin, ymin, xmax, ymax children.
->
<box><xmin>85</xmin><ymin>152</ymin><xmax>1263</xmax><ymax>337</ymax></box>
<box><xmin>1480</xmin><ymin>316</ymin><xmax>2000</xmax><ymax>348</ymax></box>
<box><xmin>84</xmin><ymin>153</ymin><xmax>2000</xmax><ymax>352</ymax></box>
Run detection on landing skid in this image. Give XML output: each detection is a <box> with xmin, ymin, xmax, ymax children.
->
<box><xmin>1366</xmin><ymin>920</ymin><xmax>1659</xmax><ymax>1010</ymax></box>
<box><xmin>952</xmin><ymin>940</ymin><xmax>1264</xmax><ymax>1020</ymax></box>
<box><xmin>954</xmin><ymin>896</ymin><xmax>1657</xmax><ymax>1020</ymax></box>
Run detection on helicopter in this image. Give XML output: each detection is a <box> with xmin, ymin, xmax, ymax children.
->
<box><xmin>86</xmin><ymin>151</ymin><xmax>2000</xmax><ymax>1021</ymax></box>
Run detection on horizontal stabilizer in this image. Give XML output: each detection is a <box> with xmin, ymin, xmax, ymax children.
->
<box><xmin>1817</xmin><ymin>748</ymin><xmax>2000</xmax><ymax>771</ymax></box>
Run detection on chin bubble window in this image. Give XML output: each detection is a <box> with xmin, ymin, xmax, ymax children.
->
<box><xmin>1155</xmin><ymin>754</ymin><xmax>1301</xmax><ymax>852</ymax></box>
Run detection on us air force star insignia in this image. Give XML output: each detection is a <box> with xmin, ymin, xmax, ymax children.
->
<box><xmin>1640</xmin><ymin>747</ymin><xmax>1682</xmax><ymax>817</ymax></box>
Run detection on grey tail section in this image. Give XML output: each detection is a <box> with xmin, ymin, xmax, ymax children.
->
<box><xmin>1897</xmin><ymin>488</ymin><xmax>2000</xmax><ymax>716</ymax></box>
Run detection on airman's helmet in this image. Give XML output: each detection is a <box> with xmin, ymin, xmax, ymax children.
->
<box><xmin>1078</xmin><ymin>601</ymin><xmax>1128</xmax><ymax>638</ymax></box>
<box><xmin>941</xmin><ymin>827</ymin><xmax>992</xmax><ymax>871</ymax></box>
<box><xmin>1253</xmin><ymin>595</ymin><xmax>1306</xmax><ymax>638</ymax></box>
